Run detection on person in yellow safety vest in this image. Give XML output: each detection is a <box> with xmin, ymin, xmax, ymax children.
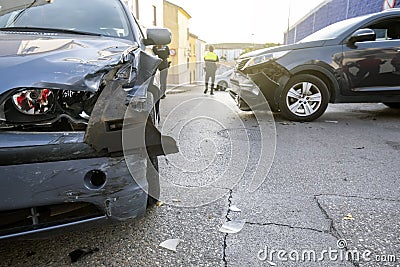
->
<box><xmin>203</xmin><ymin>45</ymin><xmax>219</xmax><ymax>95</ymax></box>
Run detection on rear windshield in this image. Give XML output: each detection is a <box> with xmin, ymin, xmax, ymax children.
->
<box><xmin>0</xmin><ymin>0</ymin><xmax>134</xmax><ymax>40</ymax></box>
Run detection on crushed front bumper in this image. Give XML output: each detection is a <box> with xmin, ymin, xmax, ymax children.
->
<box><xmin>229</xmin><ymin>70</ymin><xmax>275</xmax><ymax>110</ymax></box>
<box><xmin>230</xmin><ymin>60</ymin><xmax>291</xmax><ymax>111</ymax></box>
<box><xmin>0</xmin><ymin>132</ymin><xmax>148</xmax><ymax>240</ymax></box>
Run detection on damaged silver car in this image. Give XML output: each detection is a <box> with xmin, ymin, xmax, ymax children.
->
<box><xmin>0</xmin><ymin>0</ymin><xmax>177</xmax><ymax>239</ymax></box>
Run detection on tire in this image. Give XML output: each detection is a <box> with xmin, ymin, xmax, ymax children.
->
<box><xmin>218</xmin><ymin>81</ymin><xmax>228</xmax><ymax>91</ymax></box>
<box><xmin>383</xmin><ymin>102</ymin><xmax>400</xmax><ymax>109</ymax></box>
<box><xmin>279</xmin><ymin>74</ymin><xmax>330</xmax><ymax>122</ymax></box>
<box><xmin>146</xmin><ymin>155</ymin><xmax>159</xmax><ymax>207</ymax></box>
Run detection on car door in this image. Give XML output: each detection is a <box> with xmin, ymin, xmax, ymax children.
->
<box><xmin>341</xmin><ymin>18</ymin><xmax>400</xmax><ymax>95</ymax></box>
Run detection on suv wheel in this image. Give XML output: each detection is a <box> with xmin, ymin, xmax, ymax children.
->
<box><xmin>279</xmin><ymin>74</ymin><xmax>329</xmax><ymax>122</ymax></box>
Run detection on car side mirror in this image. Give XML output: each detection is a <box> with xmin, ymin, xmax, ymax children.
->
<box><xmin>144</xmin><ymin>28</ymin><xmax>171</xmax><ymax>46</ymax></box>
<box><xmin>347</xmin><ymin>28</ymin><xmax>376</xmax><ymax>48</ymax></box>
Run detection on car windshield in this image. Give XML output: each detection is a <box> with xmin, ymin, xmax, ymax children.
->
<box><xmin>0</xmin><ymin>0</ymin><xmax>133</xmax><ymax>39</ymax></box>
<box><xmin>299</xmin><ymin>14</ymin><xmax>370</xmax><ymax>43</ymax></box>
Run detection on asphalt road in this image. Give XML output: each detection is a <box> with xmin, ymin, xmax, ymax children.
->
<box><xmin>0</xmin><ymin>85</ymin><xmax>399</xmax><ymax>266</ymax></box>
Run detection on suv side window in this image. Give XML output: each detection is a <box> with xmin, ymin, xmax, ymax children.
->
<box><xmin>366</xmin><ymin>18</ymin><xmax>400</xmax><ymax>40</ymax></box>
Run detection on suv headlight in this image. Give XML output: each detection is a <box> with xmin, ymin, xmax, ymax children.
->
<box><xmin>244</xmin><ymin>51</ymin><xmax>289</xmax><ymax>69</ymax></box>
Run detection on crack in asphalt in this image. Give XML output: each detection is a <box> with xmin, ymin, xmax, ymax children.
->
<box><xmin>244</xmin><ymin>221</ymin><xmax>328</xmax><ymax>234</ymax></box>
<box><xmin>314</xmin><ymin>196</ymin><xmax>359</xmax><ymax>267</ymax></box>
<box><xmin>222</xmin><ymin>191</ymin><xmax>371</xmax><ymax>267</ymax></box>
<box><xmin>315</xmin><ymin>193</ymin><xmax>400</xmax><ymax>203</ymax></box>
<box><xmin>222</xmin><ymin>189</ymin><xmax>233</xmax><ymax>267</ymax></box>
<box><xmin>314</xmin><ymin>196</ymin><xmax>341</xmax><ymax>239</ymax></box>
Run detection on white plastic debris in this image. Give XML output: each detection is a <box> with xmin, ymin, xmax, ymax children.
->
<box><xmin>159</xmin><ymin>239</ymin><xmax>183</xmax><ymax>252</ymax></box>
<box><xmin>325</xmin><ymin>120</ymin><xmax>339</xmax><ymax>123</ymax></box>
<box><xmin>343</xmin><ymin>214</ymin><xmax>355</xmax><ymax>220</ymax></box>
<box><xmin>219</xmin><ymin>220</ymin><xmax>246</xmax><ymax>234</ymax></box>
<box><xmin>229</xmin><ymin>205</ymin><xmax>242</xmax><ymax>212</ymax></box>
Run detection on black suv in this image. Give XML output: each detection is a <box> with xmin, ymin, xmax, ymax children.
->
<box><xmin>230</xmin><ymin>9</ymin><xmax>400</xmax><ymax>121</ymax></box>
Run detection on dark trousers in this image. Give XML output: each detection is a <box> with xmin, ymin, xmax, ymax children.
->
<box><xmin>205</xmin><ymin>70</ymin><xmax>216</xmax><ymax>93</ymax></box>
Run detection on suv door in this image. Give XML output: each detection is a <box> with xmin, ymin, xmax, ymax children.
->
<box><xmin>341</xmin><ymin>18</ymin><xmax>400</xmax><ymax>95</ymax></box>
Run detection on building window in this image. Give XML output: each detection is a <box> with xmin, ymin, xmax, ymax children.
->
<box><xmin>135</xmin><ymin>0</ymin><xmax>139</xmax><ymax>20</ymax></box>
<box><xmin>153</xmin><ymin>5</ymin><xmax>157</xmax><ymax>26</ymax></box>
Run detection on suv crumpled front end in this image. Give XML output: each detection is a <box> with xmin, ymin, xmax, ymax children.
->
<box><xmin>230</xmin><ymin>47</ymin><xmax>293</xmax><ymax>111</ymax></box>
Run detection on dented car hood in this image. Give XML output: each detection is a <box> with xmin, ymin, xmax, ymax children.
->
<box><xmin>0</xmin><ymin>32</ymin><xmax>135</xmax><ymax>94</ymax></box>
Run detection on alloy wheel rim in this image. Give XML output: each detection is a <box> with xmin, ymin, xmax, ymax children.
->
<box><xmin>286</xmin><ymin>81</ymin><xmax>322</xmax><ymax>117</ymax></box>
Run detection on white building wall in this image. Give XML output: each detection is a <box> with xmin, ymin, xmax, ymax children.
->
<box><xmin>214</xmin><ymin>49</ymin><xmax>243</xmax><ymax>62</ymax></box>
<box><xmin>196</xmin><ymin>39</ymin><xmax>206</xmax><ymax>82</ymax></box>
<box><xmin>124</xmin><ymin>0</ymin><xmax>163</xmax><ymax>30</ymax></box>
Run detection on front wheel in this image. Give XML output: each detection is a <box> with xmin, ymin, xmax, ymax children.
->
<box><xmin>279</xmin><ymin>74</ymin><xmax>330</xmax><ymax>122</ymax></box>
<box><xmin>383</xmin><ymin>102</ymin><xmax>400</xmax><ymax>109</ymax></box>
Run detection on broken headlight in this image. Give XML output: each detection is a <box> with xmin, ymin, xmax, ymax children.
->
<box><xmin>3</xmin><ymin>88</ymin><xmax>98</xmax><ymax>127</ymax></box>
<box><xmin>244</xmin><ymin>51</ymin><xmax>289</xmax><ymax>69</ymax></box>
<box><xmin>12</xmin><ymin>89</ymin><xmax>55</xmax><ymax>115</ymax></box>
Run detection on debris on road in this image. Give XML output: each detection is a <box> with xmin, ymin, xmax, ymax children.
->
<box><xmin>229</xmin><ymin>205</ymin><xmax>242</xmax><ymax>212</ymax></box>
<box><xmin>159</xmin><ymin>239</ymin><xmax>183</xmax><ymax>252</ymax></box>
<box><xmin>219</xmin><ymin>220</ymin><xmax>246</xmax><ymax>234</ymax></box>
<box><xmin>279</xmin><ymin>122</ymin><xmax>296</xmax><ymax>126</ymax></box>
<box><xmin>343</xmin><ymin>214</ymin><xmax>355</xmax><ymax>220</ymax></box>
<box><xmin>69</xmin><ymin>248</ymin><xmax>99</xmax><ymax>263</ymax></box>
<box><xmin>156</xmin><ymin>201</ymin><xmax>164</xmax><ymax>207</ymax></box>
<box><xmin>353</xmin><ymin>146</ymin><xmax>365</xmax><ymax>150</ymax></box>
<box><xmin>325</xmin><ymin>120</ymin><xmax>339</xmax><ymax>124</ymax></box>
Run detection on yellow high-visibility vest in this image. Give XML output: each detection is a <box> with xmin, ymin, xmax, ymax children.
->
<box><xmin>204</xmin><ymin>51</ymin><xmax>218</xmax><ymax>62</ymax></box>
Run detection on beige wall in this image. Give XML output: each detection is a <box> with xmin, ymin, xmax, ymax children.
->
<box><xmin>163</xmin><ymin>1</ymin><xmax>191</xmax><ymax>85</ymax></box>
<box><xmin>163</xmin><ymin>2</ymin><xmax>179</xmax><ymax>68</ymax></box>
<box><xmin>188</xmin><ymin>34</ymin><xmax>197</xmax><ymax>84</ymax></box>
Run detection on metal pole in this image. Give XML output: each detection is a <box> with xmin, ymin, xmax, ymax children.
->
<box><xmin>286</xmin><ymin>0</ymin><xmax>292</xmax><ymax>44</ymax></box>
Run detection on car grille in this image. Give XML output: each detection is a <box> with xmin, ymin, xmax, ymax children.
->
<box><xmin>236</xmin><ymin>58</ymin><xmax>250</xmax><ymax>71</ymax></box>
<box><xmin>0</xmin><ymin>202</ymin><xmax>103</xmax><ymax>238</ymax></box>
